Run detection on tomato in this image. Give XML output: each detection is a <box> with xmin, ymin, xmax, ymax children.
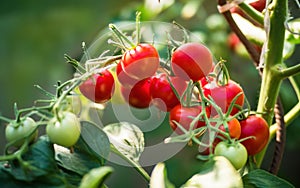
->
<box><xmin>46</xmin><ymin>111</ymin><xmax>81</xmax><ymax>147</ymax></box>
<box><xmin>171</xmin><ymin>42</ymin><xmax>213</xmax><ymax>82</ymax></box>
<box><xmin>121</xmin><ymin>78</ymin><xmax>152</xmax><ymax>108</ymax></box>
<box><xmin>116</xmin><ymin>62</ymin><xmax>139</xmax><ymax>88</ymax></box>
<box><xmin>202</xmin><ymin>79</ymin><xmax>244</xmax><ymax>116</ymax></box>
<box><xmin>214</xmin><ymin>141</ymin><xmax>248</xmax><ymax>170</ymax></box>
<box><xmin>5</xmin><ymin>117</ymin><xmax>38</xmax><ymax>147</ymax></box>
<box><xmin>120</xmin><ymin>43</ymin><xmax>159</xmax><ymax>80</ymax></box>
<box><xmin>150</xmin><ymin>73</ymin><xmax>187</xmax><ymax>111</ymax></box>
<box><xmin>169</xmin><ymin>105</ymin><xmax>210</xmax><ymax>134</ymax></box>
<box><xmin>239</xmin><ymin>115</ymin><xmax>269</xmax><ymax>155</ymax></box>
<box><xmin>79</xmin><ymin>69</ymin><xmax>115</xmax><ymax>103</ymax></box>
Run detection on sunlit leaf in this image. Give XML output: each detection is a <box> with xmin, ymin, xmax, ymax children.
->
<box><xmin>182</xmin><ymin>156</ymin><xmax>243</xmax><ymax>188</ymax></box>
<box><xmin>79</xmin><ymin>166</ymin><xmax>113</xmax><ymax>188</ymax></box>
<box><xmin>150</xmin><ymin>163</ymin><xmax>175</xmax><ymax>188</ymax></box>
<box><xmin>103</xmin><ymin>122</ymin><xmax>144</xmax><ymax>162</ymax></box>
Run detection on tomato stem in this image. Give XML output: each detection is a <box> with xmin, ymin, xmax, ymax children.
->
<box><xmin>109</xmin><ymin>24</ymin><xmax>136</xmax><ymax>49</ymax></box>
<box><xmin>238</xmin><ymin>2</ymin><xmax>264</xmax><ymax>26</ymax></box>
<box><xmin>136</xmin><ymin>11</ymin><xmax>141</xmax><ymax>45</ymax></box>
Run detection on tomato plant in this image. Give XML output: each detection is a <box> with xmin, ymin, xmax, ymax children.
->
<box><xmin>79</xmin><ymin>69</ymin><xmax>115</xmax><ymax>103</ymax></box>
<box><xmin>116</xmin><ymin>62</ymin><xmax>139</xmax><ymax>88</ymax></box>
<box><xmin>171</xmin><ymin>42</ymin><xmax>213</xmax><ymax>82</ymax></box>
<box><xmin>239</xmin><ymin>115</ymin><xmax>270</xmax><ymax>155</ymax></box>
<box><xmin>46</xmin><ymin>111</ymin><xmax>81</xmax><ymax>147</ymax></box>
<box><xmin>150</xmin><ymin>73</ymin><xmax>187</xmax><ymax>111</ymax></box>
<box><xmin>5</xmin><ymin>117</ymin><xmax>38</xmax><ymax>147</ymax></box>
<box><xmin>214</xmin><ymin>141</ymin><xmax>248</xmax><ymax>170</ymax></box>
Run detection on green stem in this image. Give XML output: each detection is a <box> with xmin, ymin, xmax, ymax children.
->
<box><xmin>255</xmin><ymin>0</ymin><xmax>288</xmax><ymax>166</ymax></box>
<box><xmin>239</xmin><ymin>2</ymin><xmax>264</xmax><ymax>26</ymax></box>
<box><xmin>136</xmin><ymin>11</ymin><xmax>141</xmax><ymax>45</ymax></box>
<box><xmin>110</xmin><ymin>145</ymin><xmax>150</xmax><ymax>182</ymax></box>
<box><xmin>289</xmin><ymin>76</ymin><xmax>300</xmax><ymax>100</ymax></box>
<box><xmin>277</xmin><ymin>63</ymin><xmax>300</xmax><ymax>79</ymax></box>
<box><xmin>109</xmin><ymin>24</ymin><xmax>136</xmax><ymax>48</ymax></box>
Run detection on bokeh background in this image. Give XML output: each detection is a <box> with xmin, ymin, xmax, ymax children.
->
<box><xmin>1</xmin><ymin>0</ymin><xmax>300</xmax><ymax>187</ymax></box>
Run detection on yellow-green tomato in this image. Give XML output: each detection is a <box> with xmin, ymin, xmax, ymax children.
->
<box><xmin>46</xmin><ymin>111</ymin><xmax>81</xmax><ymax>147</ymax></box>
<box><xmin>5</xmin><ymin>117</ymin><xmax>38</xmax><ymax>147</ymax></box>
<box><xmin>214</xmin><ymin>141</ymin><xmax>248</xmax><ymax>170</ymax></box>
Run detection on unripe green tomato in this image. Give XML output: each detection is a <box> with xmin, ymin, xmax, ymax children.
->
<box><xmin>5</xmin><ymin>117</ymin><xmax>38</xmax><ymax>147</ymax></box>
<box><xmin>214</xmin><ymin>141</ymin><xmax>248</xmax><ymax>170</ymax></box>
<box><xmin>46</xmin><ymin>111</ymin><xmax>81</xmax><ymax>147</ymax></box>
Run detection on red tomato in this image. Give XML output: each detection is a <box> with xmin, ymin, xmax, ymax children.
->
<box><xmin>171</xmin><ymin>43</ymin><xmax>213</xmax><ymax>82</ymax></box>
<box><xmin>121</xmin><ymin>78</ymin><xmax>152</xmax><ymax>108</ymax></box>
<box><xmin>150</xmin><ymin>73</ymin><xmax>187</xmax><ymax>111</ymax></box>
<box><xmin>202</xmin><ymin>79</ymin><xmax>244</xmax><ymax>116</ymax></box>
<box><xmin>239</xmin><ymin>115</ymin><xmax>269</xmax><ymax>155</ymax></box>
<box><xmin>79</xmin><ymin>70</ymin><xmax>115</xmax><ymax>103</ymax></box>
<box><xmin>169</xmin><ymin>105</ymin><xmax>210</xmax><ymax>135</ymax></box>
<box><xmin>116</xmin><ymin>62</ymin><xmax>139</xmax><ymax>88</ymax></box>
<box><xmin>120</xmin><ymin>43</ymin><xmax>159</xmax><ymax>80</ymax></box>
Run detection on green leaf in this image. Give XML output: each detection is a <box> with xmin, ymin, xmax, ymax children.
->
<box><xmin>4</xmin><ymin>136</ymin><xmax>58</xmax><ymax>181</ymax></box>
<box><xmin>78</xmin><ymin>121</ymin><xmax>110</xmax><ymax>164</ymax></box>
<box><xmin>55</xmin><ymin>144</ymin><xmax>104</xmax><ymax>176</ymax></box>
<box><xmin>242</xmin><ymin>169</ymin><xmax>295</xmax><ymax>188</ymax></box>
<box><xmin>150</xmin><ymin>163</ymin><xmax>175</xmax><ymax>188</ymax></box>
<box><xmin>103</xmin><ymin>122</ymin><xmax>144</xmax><ymax>162</ymax></box>
<box><xmin>182</xmin><ymin>156</ymin><xmax>243</xmax><ymax>188</ymax></box>
<box><xmin>79</xmin><ymin>166</ymin><xmax>113</xmax><ymax>188</ymax></box>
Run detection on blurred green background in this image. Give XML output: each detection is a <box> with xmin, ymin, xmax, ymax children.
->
<box><xmin>1</xmin><ymin>0</ymin><xmax>300</xmax><ymax>187</ymax></box>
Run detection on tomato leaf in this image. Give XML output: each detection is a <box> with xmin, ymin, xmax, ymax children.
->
<box><xmin>55</xmin><ymin>145</ymin><xmax>104</xmax><ymax>176</ymax></box>
<box><xmin>79</xmin><ymin>166</ymin><xmax>113</xmax><ymax>188</ymax></box>
<box><xmin>182</xmin><ymin>156</ymin><xmax>243</xmax><ymax>188</ymax></box>
<box><xmin>78</xmin><ymin>121</ymin><xmax>110</xmax><ymax>165</ymax></box>
<box><xmin>242</xmin><ymin>169</ymin><xmax>295</xmax><ymax>188</ymax></box>
<box><xmin>150</xmin><ymin>163</ymin><xmax>175</xmax><ymax>188</ymax></box>
<box><xmin>103</xmin><ymin>122</ymin><xmax>144</xmax><ymax>162</ymax></box>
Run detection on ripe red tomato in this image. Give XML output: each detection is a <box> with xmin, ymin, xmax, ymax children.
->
<box><xmin>169</xmin><ymin>105</ymin><xmax>210</xmax><ymax>134</ymax></box>
<box><xmin>120</xmin><ymin>43</ymin><xmax>159</xmax><ymax>80</ymax></box>
<box><xmin>239</xmin><ymin>115</ymin><xmax>269</xmax><ymax>155</ymax></box>
<box><xmin>171</xmin><ymin>42</ymin><xmax>213</xmax><ymax>82</ymax></box>
<box><xmin>116</xmin><ymin>62</ymin><xmax>139</xmax><ymax>88</ymax></box>
<box><xmin>150</xmin><ymin>73</ymin><xmax>187</xmax><ymax>111</ymax></box>
<box><xmin>79</xmin><ymin>69</ymin><xmax>115</xmax><ymax>103</ymax></box>
<box><xmin>121</xmin><ymin>78</ymin><xmax>152</xmax><ymax>108</ymax></box>
<box><xmin>202</xmin><ymin>79</ymin><xmax>244</xmax><ymax>116</ymax></box>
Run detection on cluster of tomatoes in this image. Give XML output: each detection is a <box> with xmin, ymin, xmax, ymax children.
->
<box><xmin>78</xmin><ymin>40</ymin><xmax>270</xmax><ymax>170</ymax></box>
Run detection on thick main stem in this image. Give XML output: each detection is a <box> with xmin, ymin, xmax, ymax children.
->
<box><xmin>255</xmin><ymin>0</ymin><xmax>288</xmax><ymax>166</ymax></box>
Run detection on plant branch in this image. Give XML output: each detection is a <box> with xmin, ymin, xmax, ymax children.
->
<box><xmin>238</xmin><ymin>2</ymin><xmax>264</xmax><ymax>26</ymax></box>
<box><xmin>276</xmin><ymin>63</ymin><xmax>300</xmax><ymax>79</ymax></box>
<box><xmin>110</xmin><ymin>145</ymin><xmax>150</xmax><ymax>182</ymax></box>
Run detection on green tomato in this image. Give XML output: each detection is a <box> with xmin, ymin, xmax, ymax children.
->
<box><xmin>5</xmin><ymin>117</ymin><xmax>38</xmax><ymax>147</ymax></box>
<box><xmin>214</xmin><ymin>141</ymin><xmax>248</xmax><ymax>170</ymax></box>
<box><xmin>46</xmin><ymin>111</ymin><xmax>81</xmax><ymax>147</ymax></box>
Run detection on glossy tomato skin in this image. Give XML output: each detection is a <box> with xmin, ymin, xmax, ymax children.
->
<box><xmin>121</xmin><ymin>43</ymin><xmax>159</xmax><ymax>80</ymax></box>
<box><xmin>121</xmin><ymin>78</ymin><xmax>152</xmax><ymax>108</ymax></box>
<box><xmin>116</xmin><ymin>62</ymin><xmax>139</xmax><ymax>88</ymax></box>
<box><xmin>202</xmin><ymin>79</ymin><xmax>244</xmax><ymax>116</ymax></box>
<box><xmin>5</xmin><ymin>117</ymin><xmax>38</xmax><ymax>147</ymax></box>
<box><xmin>171</xmin><ymin>43</ymin><xmax>213</xmax><ymax>82</ymax></box>
<box><xmin>46</xmin><ymin>111</ymin><xmax>81</xmax><ymax>147</ymax></box>
<box><xmin>214</xmin><ymin>141</ymin><xmax>248</xmax><ymax>170</ymax></box>
<box><xmin>239</xmin><ymin>115</ymin><xmax>269</xmax><ymax>155</ymax></box>
<box><xmin>79</xmin><ymin>69</ymin><xmax>115</xmax><ymax>103</ymax></box>
<box><xmin>169</xmin><ymin>105</ymin><xmax>210</xmax><ymax>134</ymax></box>
<box><xmin>150</xmin><ymin>73</ymin><xmax>187</xmax><ymax>111</ymax></box>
